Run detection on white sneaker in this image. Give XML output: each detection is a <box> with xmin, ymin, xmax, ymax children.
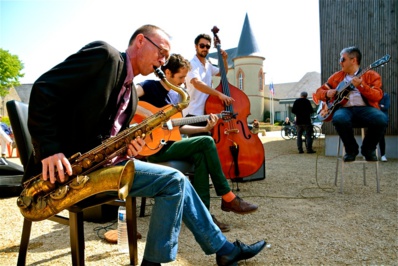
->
<box><xmin>381</xmin><ymin>155</ymin><xmax>387</xmax><ymax>162</ymax></box>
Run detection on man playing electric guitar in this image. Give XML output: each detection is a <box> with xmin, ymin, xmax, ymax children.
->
<box><xmin>315</xmin><ymin>46</ymin><xmax>388</xmax><ymax>162</ymax></box>
<box><xmin>135</xmin><ymin>54</ymin><xmax>258</xmax><ymax>232</ymax></box>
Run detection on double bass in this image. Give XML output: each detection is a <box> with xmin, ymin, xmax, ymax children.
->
<box><xmin>205</xmin><ymin>26</ymin><xmax>265</xmax><ymax>180</ymax></box>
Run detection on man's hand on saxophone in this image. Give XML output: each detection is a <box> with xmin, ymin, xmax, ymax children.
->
<box><xmin>41</xmin><ymin>153</ymin><xmax>72</xmax><ymax>184</ymax></box>
<box><xmin>41</xmin><ymin>136</ymin><xmax>145</xmax><ymax>184</ymax></box>
<box><xmin>126</xmin><ymin>136</ymin><xmax>145</xmax><ymax>158</ymax></box>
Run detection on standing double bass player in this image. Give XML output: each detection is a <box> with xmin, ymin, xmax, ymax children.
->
<box><xmin>183</xmin><ymin>33</ymin><xmax>234</xmax><ymax>133</ymax></box>
<box><xmin>184</xmin><ymin>28</ymin><xmax>265</xmax><ymax>181</ymax></box>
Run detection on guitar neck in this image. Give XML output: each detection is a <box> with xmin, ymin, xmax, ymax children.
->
<box><xmin>171</xmin><ymin>114</ymin><xmax>222</xmax><ymax>127</ymax></box>
<box><xmin>356</xmin><ymin>65</ymin><xmax>371</xmax><ymax>79</ymax></box>
<box><xmin>340</xmin><ymin>65</ymin><xmax>371</xmax><ymax>92</ymax></box>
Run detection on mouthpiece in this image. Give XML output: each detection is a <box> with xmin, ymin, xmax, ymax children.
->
<box><xmin>153</xmin><ymin>67</ymin><xmax>166</xmax><ymax>80</ymax></box>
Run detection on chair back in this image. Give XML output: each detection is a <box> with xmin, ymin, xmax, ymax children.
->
<box><xmin>6</xmin><ymin>100</ymin><xmax>32</xmax><ymax>170</ymax></box>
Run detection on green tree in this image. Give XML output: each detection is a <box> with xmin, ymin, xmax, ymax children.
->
<box><xmin>0</xmin><ymin>48</ymin><xmax>24</xmax><ymax>97</ymax></box>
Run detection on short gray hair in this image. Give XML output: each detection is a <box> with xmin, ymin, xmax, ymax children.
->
<box><xmin>300</xmin><ymin>91</ymin><xmax>308</xmax><ymax>98</ymax></box>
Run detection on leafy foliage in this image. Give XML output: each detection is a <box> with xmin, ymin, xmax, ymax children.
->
<box><xmin>0</xmin><ymin>48</ymin><xmax>24</xmax><ymax>97</ymax></box>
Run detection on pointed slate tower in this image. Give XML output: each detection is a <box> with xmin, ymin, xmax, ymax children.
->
<box><xmin>236</xmin><ymin>13</ymin><xmax>262</xmax><ymax>57</ymax></box>
<box><xmin>233</xmin><ymin>13</ymin><xmax>265</xmax><ymax>122</ymax></box>
<box><xmin>209</xmin><ymin>13</ymin><xmax>265</xmax><ymax>122</ymax></box>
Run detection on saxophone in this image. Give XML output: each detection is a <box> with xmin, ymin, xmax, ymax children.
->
<box><xmin>17</xmin><ymin>67</ymin><xmax>190</xmax><ymax>221</ymax></box>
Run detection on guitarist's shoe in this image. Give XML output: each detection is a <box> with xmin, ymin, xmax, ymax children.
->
<box><xmin>362</xmin><ymin>150</ymin><xmax>378</xmax><ymax>161</ymax></box>
<box><xmin>343</xmin><ymin>153</ymin><xmax>357</xmax><ymax>162</ymax></box>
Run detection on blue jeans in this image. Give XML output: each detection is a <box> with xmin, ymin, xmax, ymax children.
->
<box><xmin>332</xmin><ymin>106</ymin><xmax>388</xmax><ymax>154</ymax></box>
<box><xmin>120</xmin><ymin>159</ymin><xmax>226</xmax><ymax>263</ymax></box>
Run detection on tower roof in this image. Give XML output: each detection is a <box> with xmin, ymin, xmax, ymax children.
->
<box><xmin>236</xmin><ymin>13</ymin><xmax>261</xmax><ymax>57</ymax></box>
<box><xmin>208</xmin><ymin>13</ymin><xmax>262</xmax><ymax>67</ymax></box>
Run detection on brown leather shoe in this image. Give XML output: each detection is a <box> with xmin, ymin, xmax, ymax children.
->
<box><xmin>221</xmin><ymin>196</ymin><xmax>258</xmax><ymax>214</ymax></box>
<box><xmin>211</xmin><ymin>215</ymin><xmax>230</xmax><ymax>232</ymax></box>
<box><xmin>104</xmin><ymin>229</ymin><xmax>142</xmax><ymax>244</ymax></box>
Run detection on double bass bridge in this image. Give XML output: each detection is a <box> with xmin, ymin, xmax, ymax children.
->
<box><xmin>224</xmin><ymin>128</ymin><xmax>239</xmax><ymax>135</ymax></box>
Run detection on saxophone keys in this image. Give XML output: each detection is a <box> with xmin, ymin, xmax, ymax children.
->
<box><xmin>106</xmin><ymin>146</ymin><xmax>116</xmax><ymax>155</ymax></box>
<box><xmin>35</xmin><ymin>197</ymin><xmax>47</xmax><ymax>210</ymax></box>
<box><xmin>69</xmin><ymin>175</ymin><xmax>90</xmax><ymax>190</ymax></box>
<box><xmin>94</xmin><ymin>154</ymin><xmax>104</xmax><ymax>163</ymax></box>
<box><xmin>72</xmin><ymin>164</ymin><xmax>83</xmax><ymax>175</ymax></box>
<box><xmin>134</xmin><ymin>130</ymin><xmax>142</xmax><ymax>138</ymax></box>
<box><xmin>50</xmin><ymin>185</ymin><xmax>69</xmax><ymax>200</ymax></box>
<box><xmin>17</xmin><ymin>196</ymin><xmax>32</xmax><ymax>208</ymax></box>
<box><xmin>82</xmin><ymin>158</ymin><xmax>92</xmax><ymax>169</ymax></box>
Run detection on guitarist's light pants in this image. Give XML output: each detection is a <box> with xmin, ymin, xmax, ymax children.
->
<box><xmin>332</xmin><ymin>106</ymin><xmax>388</xmax><ymax>154</ymax></box>
<box><xmin>147</xmin><ymin>135</ymin><xmax>231</xmax><ymax>209</ymax></box>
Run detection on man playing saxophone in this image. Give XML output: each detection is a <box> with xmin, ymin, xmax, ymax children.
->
<box><xmin>26</xmin><ymin>24</ymin><xmax>266</xmax><ymax>266</ymax></box>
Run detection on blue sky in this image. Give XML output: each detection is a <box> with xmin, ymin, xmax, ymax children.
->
<box><xmin>1</xmin><ymin>0</ymin><xmax>320</xmax><ymax>85</ymax></box>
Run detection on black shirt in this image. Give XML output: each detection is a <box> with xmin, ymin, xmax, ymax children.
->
<box><xmin>292</xmin><ymin>98</ymin><xmax>313</xmax><ymax>125</ymax></box>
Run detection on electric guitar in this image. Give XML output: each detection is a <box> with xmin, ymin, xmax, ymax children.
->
<box><xmin>318</xmin><ymin>54</ymin><xmax>390</xmax><ymax>122</ymax></box>
<box><xmin>131</xmin><ymin>101</ymin><xmax>233</xmax><ymax>156</ymax></box>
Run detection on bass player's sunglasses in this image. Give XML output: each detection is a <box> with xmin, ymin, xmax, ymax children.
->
<box><xmin>199</xmin><ymin>43</ymin><xmax>211</xmax><ymax>49</ymax></box>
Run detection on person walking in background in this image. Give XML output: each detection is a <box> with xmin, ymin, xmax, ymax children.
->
<box><xmin>27</xmin><ymin>24</ymin><xmax>265</xmax><ymax>266</ymax></box>
<box><xmin>292</xmin><ymin>91</ymin><xmax>316</xmax><ymax>154</ymax></box>
<box><xmin>0</xmin><ymin>115</ymin><xmax>13</xmax><ymax>157</ymax></box>
<box><xmin>136</xmin><ymin>54</ymin><xmax>258</xmax><ymax>233</ymax></box>
<box><xmin>315</xmin><ymin>46</ymin><xmax>387</xmax><ymax>162</ymax></box>
<box><xmin>183</xmin><ymin>33</ymin><xmax>234</xmax><ymax>133</ymax></box>
<box><xmin>379</xmin><ymin>92</ymin><xmax>390</xmax><ymax>162</ymax></box>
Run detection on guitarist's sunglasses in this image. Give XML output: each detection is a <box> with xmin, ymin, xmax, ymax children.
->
<box><xmin>339</xmin><ymin>56</ymin><xmax>353</xmax><ymax>63</ymax></box>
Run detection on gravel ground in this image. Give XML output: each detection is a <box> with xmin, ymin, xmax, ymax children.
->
<box><xmin>0</xmin><ymin>134</ymin><xmax>397</xmax><ymax>266</ymax></box>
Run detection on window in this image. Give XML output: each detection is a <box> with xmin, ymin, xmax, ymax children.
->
<box><xmin>236</xmin><ymin>69</ymin><xmax>244</xmax><ymax>90</ymax></box>
<box><xmin>258</xmin><ymin>69</ymin><xmax>264</xmax><ymax>91</ymax></box>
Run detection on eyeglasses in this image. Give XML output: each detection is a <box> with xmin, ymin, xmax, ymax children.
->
<box><xmin>144</xmin><ymin>35</ymin><xmax>169</xmax><ymax>60</ymax></box>
<box><xmin>198</xmin><ymin>43</ymin><xmax>211</xmax><ymax>49</ymax></box>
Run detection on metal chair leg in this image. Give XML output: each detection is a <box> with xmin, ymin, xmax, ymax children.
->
<box><xmin>335</xmin><ymin>137</ymin><xmax>341</xmax><ymax>187</ymax></box>
<box><xmin>335</xmin><ymin>128</ymin><xmax>381</xmax><ymax>193</ymax></box>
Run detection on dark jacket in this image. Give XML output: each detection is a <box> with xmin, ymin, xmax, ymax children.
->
<box><xmin>26</xmin><ymin>41</ymin><xmax>137</xmax><ymax>180</ymax></box>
